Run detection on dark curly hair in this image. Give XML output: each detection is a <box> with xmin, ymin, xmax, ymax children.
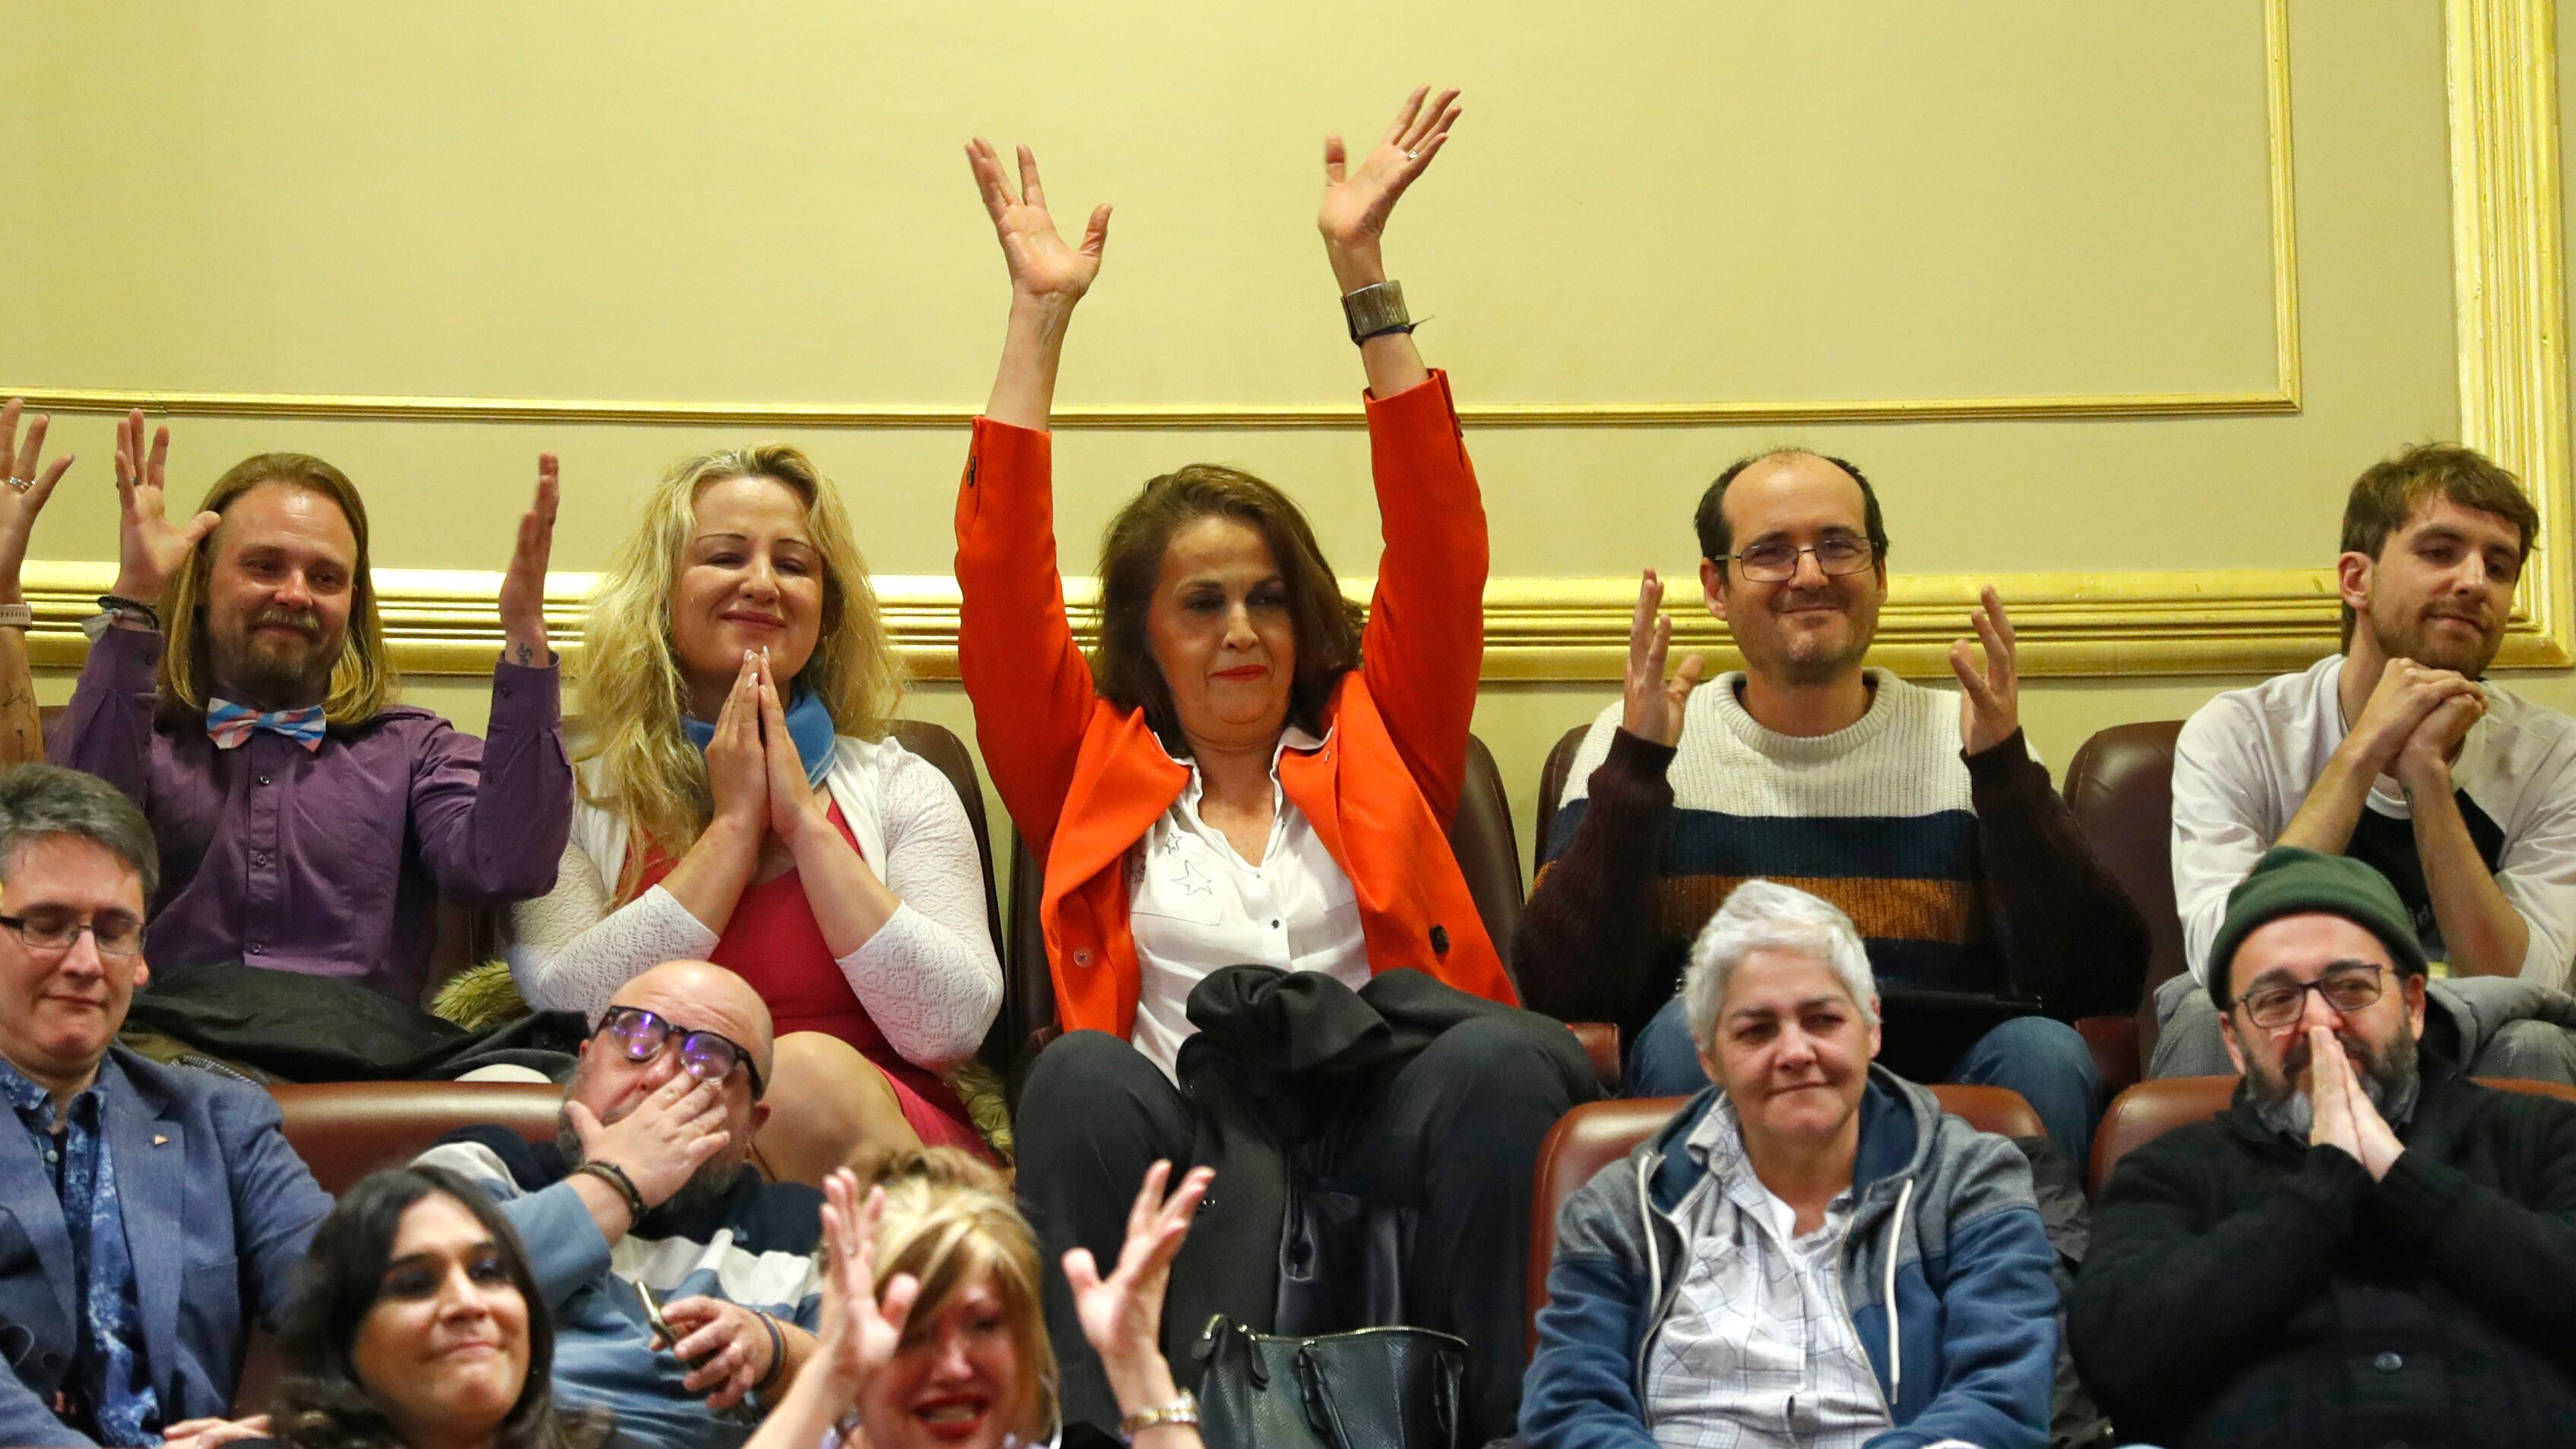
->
<box><xmin>269</xmin><ymin>1166</ymin><xmax>609</xmax><ymax>1449</ymax></box>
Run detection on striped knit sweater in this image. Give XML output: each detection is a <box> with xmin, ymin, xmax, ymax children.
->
<box><xmin>1516</xmin><ymin>671</ymin><xmax>2147</xmax><ymax>1050</ymax></box>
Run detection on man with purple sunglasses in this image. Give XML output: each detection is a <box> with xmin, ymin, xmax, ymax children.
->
<box><xmin>414</xmin><ymin>959</ymin><xmax>832</xmax><ymax>1449</ymax></box>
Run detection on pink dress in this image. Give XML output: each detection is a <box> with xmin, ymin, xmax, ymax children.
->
<box><xmin>635</xmin><ymin>801</ymin><xmax>995</xmax><ymax>1162</ymax></box>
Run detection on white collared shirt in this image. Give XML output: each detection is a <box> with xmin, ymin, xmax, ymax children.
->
<box><xmin>1644</xmin><ymin>1098</ymin><xmax>1891</xmax><ymax>1449</ymax></box>
<box><xmin>1127</xmin><ymin>726</ymin><xmax>1371</xmax><ymax>1078</ymax></box>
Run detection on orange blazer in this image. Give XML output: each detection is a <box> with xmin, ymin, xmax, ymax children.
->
<box><xmin>954</xmin><ymin>370</ymin><xmax>1517</xmax><ymax>1041</ymax></box>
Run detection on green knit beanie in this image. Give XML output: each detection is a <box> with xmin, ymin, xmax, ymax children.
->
<box><xmin>2206</xmin><ymin>846</ymin><xmax>2428</xmax><ymax>1011</ymax></box>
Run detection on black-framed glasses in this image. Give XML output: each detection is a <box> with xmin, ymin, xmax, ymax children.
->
<box><xmin>0</xmin><ymin>910</ymin><xmax>144</xmax><ymax>958</ymax></box>
<box><xmin>1724</xmin><ymin>537</ymin><xmax>1878</xmax><ymax>583</ymax></box>
<box><xmin>595</xmin><ymin>1005</ymin><xmax>767</xmax><ymax>1098</ymax></box>
<box><xmin>2234</xmin><ymin>963</ymin><xmax>2390</xmax><ymax>1030</ymax></box>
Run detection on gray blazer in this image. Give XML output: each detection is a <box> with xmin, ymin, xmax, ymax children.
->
<box><xmin>0</xmin><ymin>1048</ymin><xmax>331</xmax><ymax>1447</ymax></box>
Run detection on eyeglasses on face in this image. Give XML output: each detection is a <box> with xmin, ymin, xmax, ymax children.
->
<box><xmin>1724</xmin><ymin>537</ymin><xmax>1878</xmax><ymax>584</ymax></box>
<box><xmin>0</xmin><ymin>910</ymin><xmax>144</xmax><ymax>958</ymax></box>
<box><xmin>594</xmin><ymin>1005</ymin><xmax>767</xmax><ymax>1098</ymax></box>
<box><xmin>2233</xmin><ymin>963</ymin><xmax>2391</xmax><ymax>1031</ymax></box>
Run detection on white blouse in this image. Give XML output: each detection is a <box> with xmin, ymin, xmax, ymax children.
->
<box><xmin>505</xmin><ymin>735</ymin><xmax>1002</xmax><ymax>1067</ymax></box>
<box><xmin>1127</xmin><ymin>727</ymin><xmax>1371</xmax><ymax>1079</ymax></box>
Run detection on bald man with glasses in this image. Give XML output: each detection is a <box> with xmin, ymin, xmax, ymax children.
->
<box><xmin>414</xmin><ymin>960</ymin><xmax>832</xmax><ymax>1449</ymax></box>
<box><xmin>1514</xmin><ymin>448</ymin><xmax>2148</xmax><ymax>1164</ymax></box>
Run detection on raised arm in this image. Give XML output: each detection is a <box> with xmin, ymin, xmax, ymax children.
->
<box><xmin>48</xmin><ymin>410</ymin><xmax>220</xmax><ymax>793</ymax></box>
<box><xmin>1515</xmin><ymin>572</ymin><xmax>1700</xmax><ymax>1031</ymax></box>
<box><xmin>412</xmin><ymin>457</ymin><xmax>574</xmax><ymax>903</ymax></box>
<box><xmin>954</xmin><ymin>141</ymin><xmax>1113</xmax><ymax>852</ymax></box>
<box><xmin>1953</xmin><ymin>588</ymin><xmax>2150</xmax><ymax>1017</ymax></box>
<box><xmin>0</xmin><ymin>400</ymin><xmax>72</xmax><ymax>764</ymax></box>
<box><xmin>1327</xmin><ymin>88</ymin><xmax>1489</xmax><ymax>817</ymax></box>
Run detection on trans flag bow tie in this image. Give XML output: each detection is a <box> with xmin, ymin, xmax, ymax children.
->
<box><xmin>205</xmin><ymin>699</ymin><xmax>326</xmax><ymax>752</ymax></box>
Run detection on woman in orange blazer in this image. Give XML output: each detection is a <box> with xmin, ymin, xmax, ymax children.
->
<box><xmin>954</xmin><ymin>91</ymin><xmax>1593</xmax><ymax>1444</ymax></box>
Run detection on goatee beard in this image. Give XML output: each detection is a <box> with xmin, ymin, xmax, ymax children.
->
<box><xmin>2249</xmin><ymin>1029</ymin><xmax>2423</xmax><ymax>1138</ymax></box>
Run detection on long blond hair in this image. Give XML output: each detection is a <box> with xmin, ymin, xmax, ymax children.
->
<box><xmin>577</xmin><ymin>445</ymin><xmax>901</xmax><ymax>886</ymax></box>
<box><xmin>861</xmin><ymin>1149</ymin><xmax>1059</xmax><ymax>1444</ymax></box>
<box><xmin>160</xmin><ymin>454</ymin><xmax>399</xmax><ymax>727</ymax></box>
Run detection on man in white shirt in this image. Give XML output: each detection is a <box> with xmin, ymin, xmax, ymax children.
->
<box><xmin>2160</xmin><ymin>442</ymin><xmax>2576</xmax><ymax>1079</ymax></box>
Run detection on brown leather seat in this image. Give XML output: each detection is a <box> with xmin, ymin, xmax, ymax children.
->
<box><xmin>1523</xmin><ymin>1084</ymin><xmax>2045</xmax><ymax>1350</ymax></box>
<box><xmin>273</xmin><ymin>1080</ymin><xmax>564</xmax><ymax>1194</ymax></box>
<box><xmin>2087</xmin><ymin>1073</ymin><xmax>2576</xmax><ymax>1197</ymax></box>
<box><xmin>2062</xmin><ymin>720</ymin><xmax>2188</xmax><ymax>1084</ymax></box>
<box><xmin>1542</xmin><ymin>717</ymin><xmax>2154</xmax><ymax>1096</ymax></box>
<box><xmin>1001</xmin><ymin>733</ymin><xmax>1621</xmax><ymax>1087</ymax></box>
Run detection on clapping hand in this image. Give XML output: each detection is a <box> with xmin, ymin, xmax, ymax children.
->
<box><xmin>497</xmin><ymin>455</ymin><xmax>559</xmax><ymax>668</ymax></box>
<box><xmin>968</xmin><ymin>138</ymin><xmax>1110</xmax><ymax>310</ymax></box>
<box><xmin>811</xmin><ymin>1170</ymin><xmax>915</xmax><ymax>1399</ymax></box>
<box><xmin>1948</xmin><ymin>586</ymin><xmax>2021</xmax><ymax>756</ymax></box>
<box><xmin>0</xmin><ymin>400</ymin><xmax>72</xmax><ymax>603</ymax></box>
<box><xmin>1622</xmin><ymin>570</ymin><xmax>1704</xmax><ymax>748</ymax></box>
<box><xmin>1064</xmin><ymin>1160</ymin><xmax>1213</xmax><ymax>1387</ymax></box>
<box><xmin>109</xmin><ymin>410</ymin><xmax>220</xmax><ymax>608</ymax></box>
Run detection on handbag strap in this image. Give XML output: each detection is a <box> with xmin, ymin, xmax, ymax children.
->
<box><xmin>1294</xmin><ymin>1343</ymin><xmax>1356</xmax><ymax>1449</ymax></box>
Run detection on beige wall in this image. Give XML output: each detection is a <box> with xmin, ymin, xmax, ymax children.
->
<box><xmin>11</xmin><ymin>0</ymin><xmax>2573</xmax><ymax>895</ymax></box>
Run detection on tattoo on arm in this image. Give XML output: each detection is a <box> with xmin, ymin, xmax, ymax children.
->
<box><xmin>516</xmin><ymin>645</ymin><xmax>534</xmax><ymax>666</ymax></box>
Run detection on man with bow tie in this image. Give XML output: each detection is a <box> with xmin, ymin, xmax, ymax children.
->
<box><xmin>46</xmin><ymin>411</ymin><xmax>571</xmax><ymax>1004</ymax></box>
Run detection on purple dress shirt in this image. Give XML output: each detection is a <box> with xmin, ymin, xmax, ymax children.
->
<box><xmin>48</xmin><ymin>625</ymin><xmax>573</xmax><ymax>1003</ymax></box>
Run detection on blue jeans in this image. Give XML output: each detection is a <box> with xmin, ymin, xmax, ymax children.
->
<box><xmin>1627</xmin><ymin>994</ymin><xmax>2101</xmax><ymax>1166</ymax></box>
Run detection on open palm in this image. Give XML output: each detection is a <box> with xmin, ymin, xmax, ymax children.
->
<box><xmin>1319</xmin><ymin>86</ymin><xmax>1462</xmax><ymax>252</ymax></box>
<box><xmin>967</xmin><ymin>139</ymin><xmax>1109</xmax><ymax>305</ymax></box>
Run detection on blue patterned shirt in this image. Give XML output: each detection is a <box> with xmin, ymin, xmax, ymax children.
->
<box><xmin>1</xmin><ymin>1058</ymin><xmax>160</xmax><ymax>1445</ymax></box>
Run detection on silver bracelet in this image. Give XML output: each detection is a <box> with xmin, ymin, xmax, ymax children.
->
<box><xmin>1340</xmin><ymin>280</ymin><xmax>1413</xmax><ymax>343</ymax></box>
<box><xmin>1119</xmin><ymin>1389</ymin><xmax>1199</xmax><ymax>1442</ymax></box>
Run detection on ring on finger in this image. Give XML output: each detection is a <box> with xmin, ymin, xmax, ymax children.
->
<box><xmin>5</xmin><ymin>478</ymin><xmax>27</xmax><ymax>492</ymax></box>
<box><xmin>1405</xmin><ymin>148</ymin><xmax>1421</xmax><ymax>160</ymax></box>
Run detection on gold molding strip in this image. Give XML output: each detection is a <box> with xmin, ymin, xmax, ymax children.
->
<box><xmin>21</xmin><ymin>565</ymin><xmax>2550</xmax><ymax>684</ymax></box>
<box><xmin>1</xmin><ymin>2</ymin><xmax>2301</xmax><ymax>433</ymax></box>
<box><xmin>2448</xmin><ymin>0</ymin><xmax>2573</xmax><ymax>665</ymax></box>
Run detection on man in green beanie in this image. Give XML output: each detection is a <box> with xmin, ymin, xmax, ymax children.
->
<box><xmin>2068</xmin><ymin>845</ymin><xmax>2576</xmax><ymax>1449</ymax></box>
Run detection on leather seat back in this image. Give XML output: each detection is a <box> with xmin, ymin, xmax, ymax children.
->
<box><xmin>2062</xmin><ymin>721</ymin><xmax>2188</xmax><ymax>1041</ymax></box>
<box><xmin>274</xmin><ymin>1080</ymin><xmax>564</xmax><ymax>1195</ymax></box>
<box><xmin>2088</xmin><ymin>1074</ymin><xmax>2576</xmax><ymax>1197</ymax></box>
<box><xmin>1524</xmin><ymin>1084</ymin><xmax>2044</xmax><ymax>1349</ymax></box>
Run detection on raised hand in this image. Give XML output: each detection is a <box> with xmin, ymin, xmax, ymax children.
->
<box><xmin>0</xmin><ymin>400</ymin><xmax>74</xmax><ymax>603</ymax></box>
<box><xmin>1948</xmin><ymin>586</ymin><xmax>2021</xmax><ymax>756</ymax></box>
<box><xmin>1622</xmin><ymin>570</ymin><xmax>1704</xmax><ymax>748</ymax></box>
<box><xmin>663</xmin><ymin>1295</ymin><xmax>780</xmax><ymax>1410</ymax></box>
<box><xmin>110</xmin><ymin>410</ymin><xmax>220</xmax><ymax>608</ymax></box>
<box><xmin>562</xmin><ymin>1072</ymin><xmax>731</xmax><ymax>1211</ymax></box>
<box><xmin>1064</xmin><ymin>1160</ymin><xmax>1213</xmax><ymax>1389</ymax></box>
<box><xmin>707</xmin><ymin>651</ymin><xmax>771</xmax><ymax>837</ymax></box>
<box><xmin>497</xmin><ymin>454</ymin><xmax>559</xmax><ymax>668</ymax></box>
<box><xmin>968</xmin><ymin>138</ymin><xmax>1110</xmax><ymax>309</ymax></box>
<box><xmin>1318</xmin><ymin>86</ymin><xmax>1462</xmax><ymax>280</ymax></box>
<box><xmin>812</xmin><ymin>1172</ymin><xmax>916</xmax><ymax>1397</ymax></box>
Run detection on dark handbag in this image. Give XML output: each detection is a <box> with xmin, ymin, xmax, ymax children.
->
<box><xmin>1189</xmin><ymin>1313</ymin><xmax>1467</xmax><ymax>1449</ymax></box>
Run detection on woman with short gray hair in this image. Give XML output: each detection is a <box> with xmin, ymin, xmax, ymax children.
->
<box><xmin>1525</xmin><ymin>878</ymin><xmax>2058</xmax><ymax>1449</ymax></box>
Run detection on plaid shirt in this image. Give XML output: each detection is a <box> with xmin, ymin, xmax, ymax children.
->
<box><xmin>1641</xmin><ymin>1097</ymin><xmax>1890</xmax><ymax>1449</ymax></box>
<box><xmin>1</xmin><ymin>1057</ymin><xmax>159</xmax><ymax>1444</ymax></box>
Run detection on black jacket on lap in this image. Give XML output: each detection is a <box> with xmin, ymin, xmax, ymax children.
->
<box><xmin>2070</xmin><ymin>1052</ymin><xmax>2576</xmax><ymax>1449</ymax></box>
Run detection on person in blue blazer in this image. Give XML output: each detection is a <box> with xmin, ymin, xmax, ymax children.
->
<box><xmin>0</xmin><ymin>763</ymin><xmax>331</xmax><ymax>1447</ymax></box>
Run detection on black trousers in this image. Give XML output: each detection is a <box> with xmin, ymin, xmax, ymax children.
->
<box><xmin>1014</xmin><ymin>1015</ymin><xmax>1590</xmax><ymax>1444</ymax></box>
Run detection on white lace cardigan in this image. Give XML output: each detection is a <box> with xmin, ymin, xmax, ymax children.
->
<box><xmin>505</xmin><ymin>735</ymin><xmax>1003</xmax><ymax>1066</ymax></box>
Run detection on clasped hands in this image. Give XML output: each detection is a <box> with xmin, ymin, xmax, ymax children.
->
<box><xmin>2305</xmin><ymin>1023</ymin><xmax>2405</xmax><ymax>1181</ymax></box>
<box><xmin>703</xmin><ymin>647</ymin><xmax>831</xmax><ymax>849</ymax></box>
<box><xmin>2349</xmin><ymin>657</ymin><xmax>2486</xmax><ymax>798</ymax></box>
